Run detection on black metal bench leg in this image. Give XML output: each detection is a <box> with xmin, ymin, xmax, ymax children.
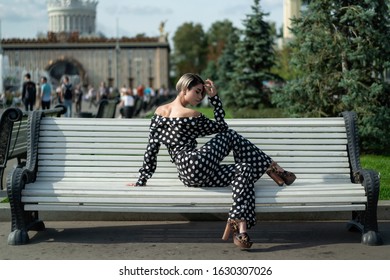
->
<box><xmin>6</xmin><ymin>168</ymin><xmax>45</xmax><ymax>245</ymax></box>
<box><xmin>346</xmin><ymin>210</ymin><xmax>364</xmax><ymax>233</ymax></box>
<box><xmin>360</xmin><ymin>169</ymin><xmax>383</xmax><ymax>246</ymax></box>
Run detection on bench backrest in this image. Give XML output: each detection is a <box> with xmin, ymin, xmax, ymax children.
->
<box><xmin>36</xmin><ymin>117</ymin><xmax>352</xmax><ymax>186</ymax></box>
<box><xmin>95</xmin><ymin>99</ymin><xmax>119</xmax><ymax>118</ymax></box>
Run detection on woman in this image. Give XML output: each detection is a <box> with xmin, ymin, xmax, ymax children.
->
<box><xmin>129</xmin><ymin>73</ymin><xmax>296</xmax><ymax>249</ymax></box>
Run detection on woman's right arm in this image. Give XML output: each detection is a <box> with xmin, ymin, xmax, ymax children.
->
<box><xmin>134</xmin><ymin>116</ymin><xmax>161</xmax><ymax>186</ymax></box>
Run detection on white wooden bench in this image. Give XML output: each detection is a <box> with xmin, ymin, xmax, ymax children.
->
<box><xmin>6</xmin><ymin>111</ymin><xmax>382</xmax><ymax>246</ymax></box>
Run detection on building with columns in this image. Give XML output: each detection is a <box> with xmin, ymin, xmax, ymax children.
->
<box><xmin>1</xmin><ymin>0</ymin><xmax>170</xmax><ymax>92</ymax></box>
<box><xmin>47</xmin><ymin>0</ymin><xmax>98</xmax><ymax>34</ymax></box>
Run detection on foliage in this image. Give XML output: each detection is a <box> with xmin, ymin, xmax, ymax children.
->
<box><xmin>196</xmin><ymin>105</ymin><xmax>287</xmax><ymax>119</ymax></box>
<box><xmin>172</xmin><ymin>23</ymin><xmax>208</xmax><ymax>79</ymax></box>
<box><xmin>172</xmin><ymin>20</ymin><xmax>237</xmax><ymax>85</ymax></box>
<box><xmin>201</xmin><ymin>60</ymin><xmax>219</xmax><ymax>83</ymax></box>
<box><xmin>225</xmin><ymin>0</ymin><xmax>277</xmax><ymax>110</ymax></box>
<box><xmin>205</xmin><ymin>20</ymin><xmax>237</xmax><ymax>62</ymax></box>
<box><xmin>271</xmin><ymin>46</ymin><xmax>301</xmax><ymax>82</ymax></box>
<box><xmin>215</xmin><ymin>30</ymin><xmax>240</xmax><ymax>104</ymax></box>
<box><xmin>201</xmin><ymin>20</ymin><xmax>239</xmax><ymax>100</ymax></box>
<box><xmin>273</xmin><ymin>0</ymin><xmax>390</xmax><ymax>152</ymax></box>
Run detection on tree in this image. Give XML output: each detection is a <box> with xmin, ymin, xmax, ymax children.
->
<box><xmin>202</xmin><ymin>20</ymin><xmax>239</xmax><ymax>101</ymax></box>
<box><xmin>202</xmin><ymin>20</ymin><xmax>238</xmax><ymax>94</ymax></box>
<box><xmin>215</xmin><ymin>30</ymin><xmax>240</xmax><ymax>106</ymax></box>
<box><xmin>226</xmin><ymin>0</ymin><xmax>276</xmax><ymax>109</ymax></box>
<box><xmin>172</xmin><ymin>23</ymin><xmax>208</xmax><ymax>79</ymax></box>
<box><xmin>206</xmin><ymin>20</ymin><xmax>237</xmax><ymax>62</ymax></box>
<box><xmin>271</xmin><ymin>46</ymin><xmax>300</xmax><ymax>82</ymax></box>
<box><xmin>273</xmin><ymin>0</ymin><xmax>390</xmax><ymax>152</ymax></box>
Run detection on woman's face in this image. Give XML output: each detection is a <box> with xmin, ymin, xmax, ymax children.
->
<box><xmin>185</xmin><ymin>83</ymin><xmax>205</xmax><ymax>106</ymax></box>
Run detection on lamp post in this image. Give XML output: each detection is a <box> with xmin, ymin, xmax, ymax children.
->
<box><xmin>115</xmin><ymin>18</ymin><xmax>120</xmax><ymax>89</ymax></box>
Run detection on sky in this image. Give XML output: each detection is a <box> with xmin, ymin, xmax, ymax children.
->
<box><xmin>0</xmin><ymin>0</ymin><xmax>284</xmax><ymax>41</ymax></box>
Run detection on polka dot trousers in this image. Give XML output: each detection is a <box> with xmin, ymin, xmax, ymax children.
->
<box><xmin>175</xmin><ymin>129</ymin><xmax>272</xmax><ymax>229</ymax></box>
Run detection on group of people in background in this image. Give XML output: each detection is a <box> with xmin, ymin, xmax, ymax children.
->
<box><xmin>18</xmin><ymin>72</ymin><xmax>173</xmax><ymax>118</ymax></box>
<box><xmin>21</xmin><ymin>73</ymin><xmax>84</xmax><ymax>117</ymax></box>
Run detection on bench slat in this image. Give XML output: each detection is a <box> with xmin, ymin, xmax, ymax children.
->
<box><xmin>40</xmin><ymin>117</ymin><xmax>347</xmax><ymax>126</ymax></box>
<box><xmin>37</xmin><ymin>154</ymin><xmax>350</xmax><ymax>163</ymax></box>
<box><xmin>36</xmin><ymin>166</ymin><xmax>352</xmax><ymax>175</ymax></box>
<box><xmin>33</xmin><ymin>176</ymin><xmax>352</xmax><ymax>183</ymax></box>
<box><xmin>39</xmin><ymin>136</ymin><xmax>348</xmax><ymax>145</ymax></box>
<box><xmin>24</xmin><ymin>204</ymin><xmax>366</xmax><ymax>213</ymax></box>
<box><xmin>25</xmin><ymin>180</ymin><xmax>363</xmax><ymax>189</ymax></box>
<box><xmin>22</xmin><ymin>188</ymin><xmax>366</xmax><ymax>199</ymax></box>
<box><xmin>21</xmin><ymin>195</ymin><xmax>367</xmax><ymax>204</ymax></box>
<box><xmin>38</xmin><ymin>131</ymin><xmax>348</xmax><ymax>139</ymax></box>
<box><xmin>37</xmin><ymin>142</ymin><xmax>349</xmax><ymax>151</ymax></box>
<box><xmin>37</xmin><ymin>160</ymin><xmax>350</xmax><ymax>169</ymax></box>
<box><xmin>39</xmin><ymin>124</ymin><xmax>347</xmax><ymax>133</ymax></box>
<box><xmin>35</xmin><ymin>171</ymin><xmax>352</xmax><ymax>179</ymax></box>
<box><xmin>37</xmin><ymin>148</ymin><xmax>349</xmax><ymax>157</ymax></box>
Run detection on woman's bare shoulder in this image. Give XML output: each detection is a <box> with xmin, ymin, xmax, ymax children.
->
<box><xmin>155</xmin><ymin>105</ymin><xmax>170</xmax><ymax>117</ymax></box>
<box><xmin>155</xmin><ymin>104</ymin><xmax>200</xmax><ymax>118</ymax></box>
<box><xmin>179</xmin><ymin>108</ymin><xmax>201</xmax><ymax>118</ymax></box>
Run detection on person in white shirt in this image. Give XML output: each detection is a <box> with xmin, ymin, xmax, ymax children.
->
<box><xmin>118</xmin><ymin>88</ymin><xmax>135</xmax><ymax>118</ymax></box>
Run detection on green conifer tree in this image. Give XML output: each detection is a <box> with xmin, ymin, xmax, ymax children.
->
<box><xmin>274</xmin><ymin>0</ymin><xmax>390</xmax><ymax>151</ymax></box>
<box><xmin>215</xmin><ymin>30</ymin><xmax>239</xmax><ymax>106</ymax></box>
<box><xmin>226</xmin><ymin>0</ymin><xmax>276</xmax><ymax>109</ymax></box>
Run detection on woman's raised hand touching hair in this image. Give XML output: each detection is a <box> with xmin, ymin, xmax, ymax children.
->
<box><xmin>204</xmin><ymin>79</ymin><xmax>217</xmax><ymax>98</ymax></box>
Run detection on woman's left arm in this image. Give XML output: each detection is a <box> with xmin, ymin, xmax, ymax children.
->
<box><xmin>198</xmin><ymin>95</ymin><xmax>228</xmax><ymax>136</ymax></box>
<box><xmin>197</xmin><ymin>78</ymin><xmax>228</xmax><ymax>136</ymax></box>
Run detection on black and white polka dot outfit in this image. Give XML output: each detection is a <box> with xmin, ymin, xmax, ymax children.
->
<box><xmin>136</xmin><ymin>95</ymin><xmax>272</xmax><ymax>229</ymax></box>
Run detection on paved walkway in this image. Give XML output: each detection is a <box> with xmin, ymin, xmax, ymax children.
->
<box><xmin>0</xmin><ymin>220</ymin><xmax>389</xmax><ymax>260</ymax></box>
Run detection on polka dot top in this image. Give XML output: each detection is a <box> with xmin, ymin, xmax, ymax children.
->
<box><xmin>136</xmin><ymin>95</ymin><xmax>228</xmax><ymax>186</ymax></box>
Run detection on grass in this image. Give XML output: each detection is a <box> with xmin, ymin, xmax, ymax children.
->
<box><xmin>194</xmin><ymin>106</ymin><xmax>286</xmax><ymax>119</ymax></box>
<box><xmin>361</xmin><ymin>155</ymin><xmax>390</xmax><ymax>200</ymax></box>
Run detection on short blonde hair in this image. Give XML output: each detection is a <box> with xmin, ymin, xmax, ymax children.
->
<box><xmin>176</xmin><ymin>73</ymin><xmax>205</xmax><ymax>93</ymax></box>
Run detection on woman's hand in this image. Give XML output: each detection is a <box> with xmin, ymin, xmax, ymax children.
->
<box><xmin>127</xmin><ymin>182</ymin><xmax>137</xmax><ymax>187</ymax></box>
<box><xmin>204</xmin><ymin>79</ymin><xmax>217</xmax><ymax>97</ymax></box>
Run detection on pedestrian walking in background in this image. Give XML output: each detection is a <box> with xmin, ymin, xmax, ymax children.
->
<box><xmin>22</xmin><ymin>73</ymin><xmax>36</xmax><ymax>111</ymax></box>
<box><xmin>61</xmin><ymin>76</ymin><xmax>73</xmax><ymax>117</ymax></box>
<box><xmin>40</xmin><ymin>76</ymin><xmax>52</xmax><ymax>110</ymax></box>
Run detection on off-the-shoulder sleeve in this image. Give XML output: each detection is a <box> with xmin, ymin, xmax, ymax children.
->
<box><xmin>136</xmin><ymin>116</ymin><xmax>161</xmax><ymax>186</ymax></box>
<box><xmin>198</xmin><ymin>95</ymin><xmax>228</xmax><ymax>136</ymax></box>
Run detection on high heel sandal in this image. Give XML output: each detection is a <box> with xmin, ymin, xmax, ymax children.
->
<box><xmin>222</xmin><ymin>220</ymin><xmax>239</xmax><ymax>240</ymax></box>
<box><xmin>222</xmin><ymin>220</ymin><xmax>253</xmax><ymax>249</ymax></box>
<box><xmin>266</xmin><ymin>162</ymin><xmax>296</xmax><ymax>186</ymax></box>
<box><xmin>234</xmin><ymin>233</ymin><xmax>253</xmax><ymax>249</ymax></box>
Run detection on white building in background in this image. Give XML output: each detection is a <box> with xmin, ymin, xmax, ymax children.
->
<box><xmin>1</xmin><ymin>0</ymin><xmax>170</xmax><ymax>93</ymax></box>
<box><xmin>47</xmin><ymin>0</ymin><xmax>98</xmax><ymax>35</ymax></box>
